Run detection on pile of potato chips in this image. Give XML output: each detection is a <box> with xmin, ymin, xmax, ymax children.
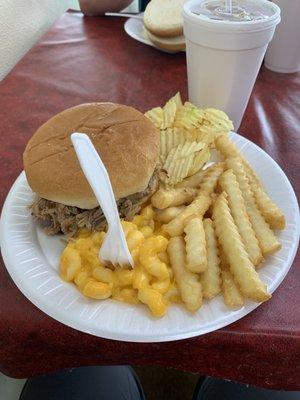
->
<box><xmin>145</xmin><ymin>93</ymin><xmax>234</xmax><ymax>186</ymax></box>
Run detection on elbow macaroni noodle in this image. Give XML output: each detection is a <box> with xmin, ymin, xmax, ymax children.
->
<box><xmin>60</xmin><ymin>205</ymin><xmax>176</xmax><ymax>317</ymax></box>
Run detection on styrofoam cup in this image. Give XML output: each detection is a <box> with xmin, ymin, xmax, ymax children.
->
<box><xmin>183</xmin><ymin>0</ymin><xmax>281</xmax><ymax>129</ymax></box>
<box><xmin>265</xmin><ymin>0</ymin><xmax>300</xmax><ymax>73</ymax></box>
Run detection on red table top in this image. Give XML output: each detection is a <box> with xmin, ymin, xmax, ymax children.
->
<box><xmin>0</xmin><ymin>12</ymin><xmax>299</xmax><ymax>389</ymax></box>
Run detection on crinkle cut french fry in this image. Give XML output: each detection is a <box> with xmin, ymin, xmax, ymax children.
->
<box><xmin>215</xmin><ymin>135</ymin><xmax>261</xmax><ymax>186</ymax></box>
<box><xmin>221</xmin><ymin>269</ymin><xmax>244</xmax><ymax>309</ymax></box>
<box><xmin>164</xmin><ymin>194</ymin><xmax>211</xmax><ymax>237</ymax></box>
<box><xmin>205</xmin><ymin>193</ymin><xmax>218</xmax><ymax>219</ymax></box>
<box><xmin>154</xmin><ymin>206</ymin><xmax>185</xmax><ymax>224</ymax></box>
<box><xmin>219</xmin><ymin>170</ymin><xmax>263</xmax><ymax>266</ymax></box>
<box><xmin>218</xmin><ymin>246</ymin><xmax>229</xmax><ymax>270</ymax></box>
<box><xmin>213</xmin><ymin>192</ymin><xmax>270</xmax><ymax>302</ymax></box>
<box><xmin>215</xmin><ymin>134</ymin><xmax>240</xmax><ymax>157</ymax></box>
<box><xmin>223</xmin><ymin>136</ymin><xmax>285</xmax><ymax>230</ymax></box>
<box><xmin>226</xmin><ymin>158</ymin><xmax>281</xmax><ymax>255</ymax></box>
<box><xmin>218</xmin><ymin>246</ymin><xmax>244</xmax><ymax>308</ymax></box>
<box><xmin>184</xmin><ymin>217</ymin><xmax>207</xmax><ymax>273</ymax></box>
<box><xmin>164</xmin><ymin>284</ymin><xmax>181</xmax><ymax>304</ymax></box>
<box><xmin>198</xmin><ymin>162</ymin><xmax>225</xmax><ymax>196</ymax></box>
<box><xmin>215</xmin><ymin>135</ymin><xmax>285</xmax><ymax>230</ymax></box>
<box><xmin>151</xmin><ymin>187</ymin><xmax>197</xmax><ymax>209</ymax></box>
<box><xmin>167</xmin><ymin>236</ymin><xmax>202</xmax><ymax>312</ymax></box>
<box><xmin>242</xmin><ymin>160</ymin><xmax>262</xmax><ymax>189</ymax></box>
<box><xmin>246</xmin><ymin>203</ymin><xmax>282</xmax><ymax>256</ymax></box>
<box><xmin>201</xmin><ymin>218</ymin><xmax>222</xmax><ymax>299</ymax></box>
<box><xmin>175</xmin><ymin>161</ymin><xmax>224</xmax><ymax>192</ymax></box>
<box><xmin>251</xmin><ymin>184</ymin><xmax>285</xmax><ymax>230</ymax></box>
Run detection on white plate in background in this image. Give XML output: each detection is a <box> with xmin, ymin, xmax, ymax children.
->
<box><xmin>124</xmin><ymin>14</ymin><xmax>185</xmax><ymax>53</ymax></box>
<box><xmin>0</xmin><ymin>133</ymin><xmax>299</xmax><ymax>342</ymax></box>
<box><xmin>124</xmin><ymin>13</ymin><xmax>153</xmax><ymax>47</ymax></box>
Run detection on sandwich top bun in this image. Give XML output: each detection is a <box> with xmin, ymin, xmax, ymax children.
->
<box><xmin>144</xmin><ymin>0</ymin><xmax>187</xmax><ymax>38</ymax></box>
<box><xmin>144</xmin><ymin>27</ymin><xmax>185</xmax><ymax>52</ymax></box>
<box><xmin>23</xmin><ymin>103</ymin><xmax>159</xmax><ymax>210</ymax></box>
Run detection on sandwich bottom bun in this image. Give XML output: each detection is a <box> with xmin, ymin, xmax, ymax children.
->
<box><xmin>144</xmin><ymin>27</ymin><xmax>185</xmax><ymax>53</ymax></box>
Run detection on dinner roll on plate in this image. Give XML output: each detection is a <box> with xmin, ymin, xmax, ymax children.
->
<box><xmin>144</xmin><ymin>0</ymin><xmax>187</xmax><ymax>38</ymax></box>
<box><xmin>144</xmin><ymin>27</ymin><xmax>185</xmax><ymax>52</ymax></box>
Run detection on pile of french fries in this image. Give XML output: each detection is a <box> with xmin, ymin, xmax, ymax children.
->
<box><xmin>147</xmin><ymin>95</ymin><xmax>285</xmax><ymax>310</ymax></box>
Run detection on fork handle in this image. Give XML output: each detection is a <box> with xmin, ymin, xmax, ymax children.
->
<box><xmin>105</xmin><ymin>12</ymin><xmax>143</xmax><ymax>19</ymax></box>
<box><xmin>71</xmin><ymin>133</ymin><xmax>121</xmax><ymax>231</ymax></box>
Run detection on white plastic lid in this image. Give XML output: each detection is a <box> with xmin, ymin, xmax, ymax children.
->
<box><xmin>183</xmin><ymin>0</ymin><xmax>281</xmax><ymax>33</ymax></box>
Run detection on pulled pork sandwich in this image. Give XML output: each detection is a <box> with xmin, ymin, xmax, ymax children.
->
<box><xmin>23</xmin><ymin>102</ymin><xmax>160</xmax><ymax>236</ymax></box>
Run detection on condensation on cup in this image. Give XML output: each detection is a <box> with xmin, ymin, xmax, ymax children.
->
<box><xmin>183</xmin><ymin>0</ymin><xmax>281</xmax><ymax>130</ymax></box>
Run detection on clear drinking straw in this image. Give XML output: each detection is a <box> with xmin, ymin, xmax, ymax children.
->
<box><xmin>225</xmin><ymin>0</ymin><xmax>233</xmax><ymax>13</ymax></box>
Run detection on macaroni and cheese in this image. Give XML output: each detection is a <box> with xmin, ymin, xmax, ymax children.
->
<box><xmin>60</xmin><ymin>205</ymin><xmax>179</xmax><ymax>317</ymax></box>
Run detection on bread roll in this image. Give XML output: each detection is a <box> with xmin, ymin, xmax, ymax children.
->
<box><xmin>144</xmin><ymin>27</ymin><xmax>185</xmax><ymax>52</ymax></box>
<box><xmin>144</xmin><ymin>0</ymin><xmax>187</xmax><ymax>38</ymax></box>
<box><xmin>23</xmin><ymin>103</ymin><xmax>160</xmax><ymax>209</ymax></box>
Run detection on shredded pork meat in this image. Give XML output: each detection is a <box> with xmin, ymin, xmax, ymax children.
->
<box><xmin>31</xmin><ymin>172</ymin><xmax>158</xmax><ymax>236</ymax></box>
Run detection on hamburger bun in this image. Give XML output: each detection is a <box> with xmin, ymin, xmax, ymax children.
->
<box><xmin>23</xmin><ymin>103</ymin><xmax>159</xmax><ymax>209</ymax></box>
<box><xmin>144</xmin><ymin>0</ymin><xmax>187</xmax><ymax>38</ymax></box>
<box><xmin>144</xmin><ymin>27</ymin><xmax>185</xmax><ymax>53</ymax></box>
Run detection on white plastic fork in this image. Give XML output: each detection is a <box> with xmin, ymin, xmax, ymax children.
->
<box><xmin>71</xmin><ymin>133</ymin><xmax>134</xmax><ymax>268</ymax></box>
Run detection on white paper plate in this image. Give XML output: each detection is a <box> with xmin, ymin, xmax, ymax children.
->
<box><xmin>0</xmin><ymin>133</ymin><xmax>299</xmax><ymax>342</ymax></box>
<box><xmin>124</xmin><ymin>14</ymin><xmax>185</xmax><ymax>54</ymax></box>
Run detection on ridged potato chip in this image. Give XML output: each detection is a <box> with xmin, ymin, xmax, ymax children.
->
<box><xmin>181</xmin><ymin>102</ymin><xmax>233</xmax><ymax>131</ymax></box>
<box><xmin>193</xmin><ymin>125</ymin><xmax>220</xmax><ymax>147</ymax></box>
<box><xmin>160</xmin><ymin>127</ymin><xmax>198</xmax><ymax>163</ymax></box>
<box><xmin>184</xmin><ymin>101</ymin><xmax>197</xmax><ymax>109</ymax></box>
<box><xmin>162</xmin><ymin>141</ymin><xmax>205</xmax><ymax>185</ymax></box>
<box><xmin>189</xmin><ymin>145</ymin><xmax>210</xmax><ymax>175</ymax></box>
<box><xmin>145</xmin><ymin>107</ymin><xmax>164</xmax><ymax>129</ymax></box>
<box><xmin>173</xmin><ymin>106</ymin><xmax>204</xmax><ymax>131</ymax></box>
<box><xmin>162</xmin><ymin>92</ymin><xmax>182</xmax><ymax>129</ymax></box>
<box><xmin>185</xmin><ymin>109</ymin><xmax>234</xmax><ymax>147</ymax></box>
<box><xmin>173</xmin><ymin>92</ymin><xmax>183</xmax><ymax>108</ymax></box>
<box><xmin>173</xmin><ymin>105</ymin><xmax>233</xmax><ymax>146</ymax></box>
<box><xmin>202</xmin><ymin>108</ymin><xmax>234</xmax><ymax>133</ymax></box>
<box><xmin>146</xmin><ymin>94</ymin><xmax>233</xmax><ymax>185</ymax></box>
